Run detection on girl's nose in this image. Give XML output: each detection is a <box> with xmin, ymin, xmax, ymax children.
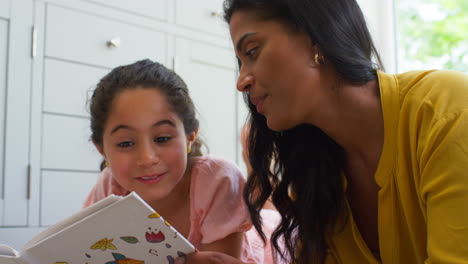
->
<box><xmin>137</xmin><ymin>143</ymin><xmax>159</xmax><ymax>167</ymax></box>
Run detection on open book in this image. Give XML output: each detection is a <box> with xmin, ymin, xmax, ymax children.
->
<box><xmin>0</xmin><ymin>192</ymin><xmax>195</xmax><ymax>264</ymax></box>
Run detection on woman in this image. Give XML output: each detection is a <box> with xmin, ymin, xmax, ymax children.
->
<box><xmin>179</xmin><ymin>0</ymin><xmax>468</xmax><ymax>263</ymax></box>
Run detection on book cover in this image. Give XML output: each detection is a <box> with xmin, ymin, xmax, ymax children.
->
<box><xmin>0</xmin><ymin>192</ymin><xmax>195</xmax><ymax>264</ymax></box>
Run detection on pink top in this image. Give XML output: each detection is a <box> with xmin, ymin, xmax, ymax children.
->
<box><xmin>83</xmin><ymin>155</ymin><xmax>282</xmax><ymax>264</ymax></box>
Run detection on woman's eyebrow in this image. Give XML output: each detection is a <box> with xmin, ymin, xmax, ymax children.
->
<box><xmin>236</xmin><ymin>32</ymin><xmax>257</xmax><ymax>52</ymax></box>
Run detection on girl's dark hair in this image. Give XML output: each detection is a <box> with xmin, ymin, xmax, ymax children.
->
<box><xmin>223</xmin><ymin>0</ymin><xmax>383</xmax><ymax>263</ymax></box>
<box><xmin>90</xmin><ymin>59</ymin><xmax>203</xmax><ymax>171</ymax></box>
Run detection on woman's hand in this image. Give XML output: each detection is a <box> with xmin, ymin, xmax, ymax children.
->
<box><xmin>175</xmin><ymin>251</ymin><xmax>247</xmax><ymax>264</ymax></box>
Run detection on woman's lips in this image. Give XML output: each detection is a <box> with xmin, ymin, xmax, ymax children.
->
<box><xmin>250</xmin><ymin>95</ymin><xmax>267</xmax><ymax>114</ymax></box>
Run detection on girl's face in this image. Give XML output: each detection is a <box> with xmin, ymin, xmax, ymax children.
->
<box><xmin>229</xmin><ymin>11</ymin><xmax>329</xmax><ymax>131</ymax></box>
<box><xmin>96</xmin><ymin>88</ymin><xmax>197</xmax><ymax>203</ymax></box>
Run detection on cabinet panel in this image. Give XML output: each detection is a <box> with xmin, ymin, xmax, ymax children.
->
<box><xmin>0</xmin><ymin>0</ymin><xmax>10</xmax><ymax>19</ymax></box>
<box><xmin>86</xmin><ymin>0</ymin><xmax>168</xmax><ymax>21</ymax></box>
<box><xmin>2</xmin><ymin>0</ymin><xmax>33</xmax><ymax>226</ymax></box>
<box><xmin>41</xmin><ymin>114</ymin><xmax>101</xmax><ymax>171</ymax></box>
<box><xmin>43</xmin><ymin>59</ymin><xmax>108</xmax><ymax>117</ymax></box>
<box><xmin>176</xmin><ymin>38</ymin><xmax>238</xmax><ymax>162</ymax></box>
<box><xmin>175</xmin><ymin>0</ymin><xmax>228</xmax><ymax>36</ymax></box>
<box><xmin>45</xmin><ymin>4</ymin><xmax>167</xmax><ymax>69</ymax></box>
<box><xmin>40</xmin><ymin>170</ymin><xmax>98</xmax><ymax>226</ymax></box>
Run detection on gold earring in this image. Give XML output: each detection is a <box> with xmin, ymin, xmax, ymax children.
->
<box><xmin>105</xmin><ymin>160</ymin><xmax>109</xmax><ymax>167</ymax></box>
<box><xmin>314</xmin><ymin>53</ymin><xmax>323</xmax><ymax>65</ymax></box>
<box><xmin>187</xmin><ymin>145</ymin><xmax>191</xmax><ymax>153</ymax></box>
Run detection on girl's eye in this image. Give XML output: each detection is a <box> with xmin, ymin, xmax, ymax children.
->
<box><xmin>117</xmin><ymin>141</ymin><xmax>134</xmax><ymax>148</ymax></box>
<box><xmin>155</xmin><ymin>136</ymin><xmax>171</xmax><ymax>143</ymax></box>
<box><xmin>245</xmin><ymin>47</ymin><xmax>258</xmax><ymax>58</ymax></box>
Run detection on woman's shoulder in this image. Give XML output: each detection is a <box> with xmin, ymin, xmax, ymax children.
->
<box><xmin>396</xmin><ymin>69</ymin><xmax>467</xmax><ymax>95</ymax></box>
<box><xmin>394</xmin><ymin>70</ymin><xmax>468</xmax><ymax>117</ymax></box>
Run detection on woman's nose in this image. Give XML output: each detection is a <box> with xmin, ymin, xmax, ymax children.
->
<box><xmin>237</xmin><ymin>73</ymin><xmax>254</xmax><ymax>93</ymax></box>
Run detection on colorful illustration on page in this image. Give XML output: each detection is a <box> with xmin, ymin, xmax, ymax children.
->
<box><xmin>105</xmin><ymin>252</ymin><xmax>144</xmax><ymax>264</ymax></box>
<box><xmin>90</xmin><ymin>238</ymin><xmax>117</xmax><ymax>251</ymax></box>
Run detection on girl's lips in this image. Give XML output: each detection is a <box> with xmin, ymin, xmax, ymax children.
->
<box><xmin>137</xmin><ymin>173</ymin><xmax>165</xmax><ymax>184</ymax></box>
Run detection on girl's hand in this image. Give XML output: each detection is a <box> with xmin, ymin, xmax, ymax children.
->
<box><xmin>175</xmin><ymin>251</ymin><xmax>247</xmax><ymax>264</ymax></box>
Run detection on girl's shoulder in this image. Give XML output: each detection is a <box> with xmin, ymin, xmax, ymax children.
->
<box><xmin>190</xmin><ymin>155</ymin><xmax>244</xmax><ymax>181</ymax></box>
<box><xmin>189</xmin><ymin>155</ymin><xmax>246</xmax><ymax>204</ymax></box>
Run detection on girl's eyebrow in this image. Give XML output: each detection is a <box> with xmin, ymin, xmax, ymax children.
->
<box><xmin>236</xmin><ymin>32</ymin><xmax>257</xmax><ymax>52</ymax></box>
<box><xmin>110</xmin><ymin>120</ymin><xmax>176</xmax><ymax>135</ymax></box>
<box><xmin>152</xmin><ymin>119</ymin><xmax>176</xmax><ymax>129</ymax></box>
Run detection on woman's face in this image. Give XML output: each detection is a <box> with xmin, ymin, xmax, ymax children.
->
<box><xmin>97</xmin><ymin>88</ymin><xmax>197</xmax><ymax>203</ymax></box>
<box><xmin>230</xmin><ymin>11</ymin><xmax>328</xmax><ymax>131</ymax></box>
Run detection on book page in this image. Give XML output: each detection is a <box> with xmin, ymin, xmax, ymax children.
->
<box><xmin>19</xmin><ymin>192</ymin><xmax>195</xmax><ymax>263</ymax></box>
<box><xmin>0</xmin><ymin>244</ymin><xmax>23</xmax><ymax>264</ymax></box>
<box><xmin>0</xmin><ymin>244</ymin><xmax>18</xmax><ymax>256</ymax></box>
<box><xmin>21</xmin><ymin>194</ymin><xmax>121</xmax><ymax>251</ymax></box>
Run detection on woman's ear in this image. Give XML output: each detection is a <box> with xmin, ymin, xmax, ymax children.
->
<box><xmin>309</xmin><ymin>43</ymin><xmax>319</xmax><ymax>66</ymax></box>
<box><xmin>311</xmin><ymin>44</ymin><xmax>325</xmax><ymax>66</ymax></box>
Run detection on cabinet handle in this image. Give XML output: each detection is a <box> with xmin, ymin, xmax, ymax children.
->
<box><xmin>106</xmin><ymin>37</ymin><xmax>121</xmax><ymax>48</ymax></box>
<box><xmin>210</xmin><ymin>11</ymin><xmax>223</xmax><ymax>19</ymax></box>
<box><xmin>27</xmin><ymin>164</ymin><xmax>31</xmax><ymax>200</ymax></box>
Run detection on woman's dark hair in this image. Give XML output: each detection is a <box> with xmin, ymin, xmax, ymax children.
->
<box><xmin>90</xmin><ymin>59</ymin><xmax>203</xmax><ymax>171</ymax></box>
<box><xmin>223</xmin><ymin>0</ymin><xmax>383</xmax><ymax>263</ymax></box>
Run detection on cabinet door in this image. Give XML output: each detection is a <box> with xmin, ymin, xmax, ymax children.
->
<box><xmin>2</xmin><ymin>0</ymin><xmax>33</xmax><ymax>226</ymax></box>
<box><xmin>175</xmin><ymin>0</ymin><xmax>228</xmax><ymax>36</ymax></box>
<box><xmin>45</xmin><ymin>4</ymin><xmax>168</xmax><ymax>69</ymax></box>
<box><xmin>0</xmin><ymin>18</ymin><xmax>7</xmax><ymax>224</ymax></box>
<box><xmin>175</xmin><ymin>38</ymin><xmax>240</xmax><ymax>164</ymax></box>
<box><xmin>40</xmin><ymin>171</ymin><xmax>98</xmax><ymax>226</ymax></box>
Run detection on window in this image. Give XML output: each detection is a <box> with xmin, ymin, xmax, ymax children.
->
<box><xmin>395</xmin><ymin>0</ymin><xmax>468</xmax><ymax>73</ymax></box>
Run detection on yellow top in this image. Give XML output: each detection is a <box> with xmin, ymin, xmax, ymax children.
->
<box><xmin>326</xmin><ymin>70</ymin><xmax>468</xmax><ymax>263</ymax></box>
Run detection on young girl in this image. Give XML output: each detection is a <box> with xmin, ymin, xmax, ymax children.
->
<box><xmin>83</xmin><ymin>59</ymin><xmax>280</xmax><ymax>263</ymax></box>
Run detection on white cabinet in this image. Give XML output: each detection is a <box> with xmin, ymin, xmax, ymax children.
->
<box><xmin>175</xmin><ymin>0</ymin><xmax>228</xmax><ymax>36</ymax></box>
<box><xmin>0</xmin><ymin>0</ymin><xmax>245</xmax><ymax>249</ymax></box>
<box><xmin>175</xmin><ymin>38</ymin><xmax>239</xmax><ymax>162</ymax></box>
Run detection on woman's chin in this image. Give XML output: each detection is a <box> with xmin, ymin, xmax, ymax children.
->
<box><xmin>266</xmin><ymin>118</ymin><xmax>293</xmax><ymax>132</ymax></box>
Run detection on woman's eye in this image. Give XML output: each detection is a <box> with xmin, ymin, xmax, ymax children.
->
<box><xmin>155</xmin><ymin>136</ymin><xmax>171</xmax><ymax>143</ymax></box>
<box><xmin>117</xmin><ymin>141</ymin><xmax>134</xmax><ymax>148</ymax></box>
<box><xmin>245</xmin><ymin>47</ymin><xmax>258</xmax><ymax>58</ymax></box>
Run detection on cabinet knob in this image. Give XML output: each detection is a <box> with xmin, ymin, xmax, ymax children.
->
<box><xmin>210</xmin><ymin>11</ymin><xmax>223</xmax><ymax>19</ymax></box>
<box><xmin>106</xmin><ymin>37</ymin><xmax>121</xmax><ymax>48</ymax></box>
